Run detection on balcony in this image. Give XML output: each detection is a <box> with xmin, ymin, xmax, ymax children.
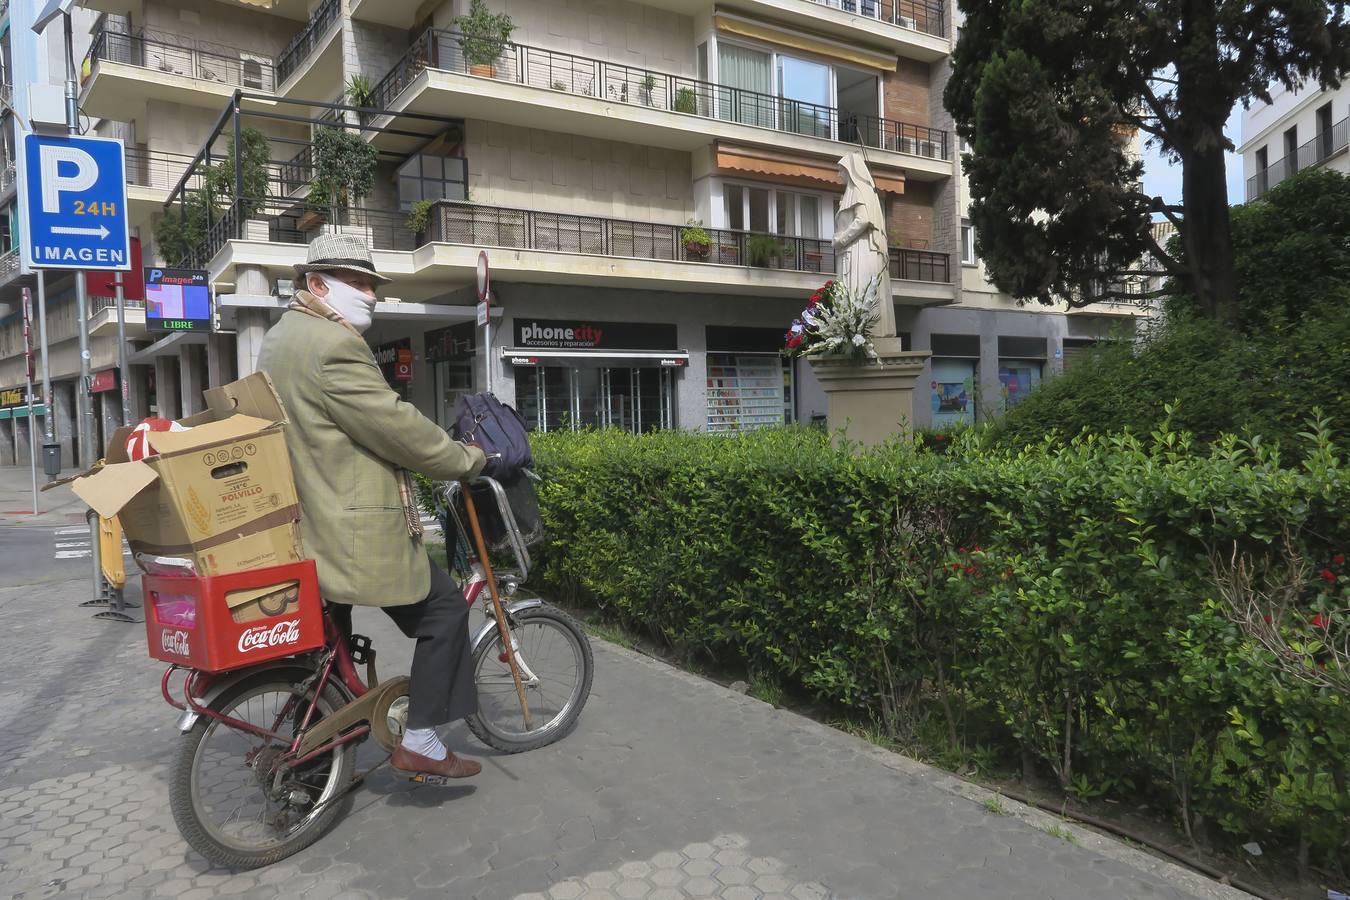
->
<box><xmin>82</xmin><ymin>28</ymin><xmax>277</xmax><ymax>121</ymax></box>
<box><xmin>275</xmin><ymin>0</ymin><xmax>342</xmax><ymax>98</ymax></box>
<box><xmin>88</xmin><ymin>297</ymin><xmax>147</xmax><ymax>338</ymax></box>
<box><xmin>0</xmin><ymin>160</ymin><xmax>14</xmax><ymax>198</ymax></box>
<box><xmin>365</xmin><ymin>31</ymin><xmax>951</xmax><ymax>178</ymax></box>
<box><xmin>198</xmin><ymin>198</ymin><xmax>954</xmax><ymax>307</ymax></box>
<box><xmin>1246</xmin><ymin>114</ymin><xmax>1349</xmax><ymax>201</ymax></box>
<box><xmin>124</xmin><ymin>149</ymin><xmax>198</xmax><ymax>224</ymax></box>
<box><xmin>805</xmin><ymin>0</ymin><xmax>946</xmax><ymax>36</ymax></box>
<box><xmin>0</xmin><ymin>248</ymin><xmax>20</xmax><ymax>291</ymax></box>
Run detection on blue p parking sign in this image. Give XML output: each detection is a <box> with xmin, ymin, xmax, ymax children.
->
<box><xmin>20</xmin><ymin>134</ymin><xmax>131</xmax><ymax>272</ymax></box>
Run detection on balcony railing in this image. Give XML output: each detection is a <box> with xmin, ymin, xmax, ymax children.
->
<box><xmin>426</xmin><ymin>201</ymin><xmax>842</xmax><ymax>273</ymax></box>
<box><xmin>276</xmin><ymin>0</ymin><xmax>340</xmax><ymax>85</ymax></box>
<box><xmin>86</xmin><ymin>27</ymin><xmax>277</xmax><ymax>93</ymax></box>
<box><xmin>0</xmin><ymin>247</ymin><xmax>21</xmax><ymax>287</ymax></box>
<box><xmin>1246</xmin><ymin>115</ymin><xmax>1350</xmax><ymax>201</ymax></box>
<box><xmin>185</xmin><ymin>196</ymin><xmax>950</xmax><ymax>285</ymax></box>
<box><xmin>124</xmin><ymin>148</ymin><xmax>199</xmax><ymax>192</ymax></box>
<box><xmin>804</xmin><ymin>0</ymin><xmax>947</xmax><ymax>38</ymax></box>
<box><xmin>90</xmin><ymin>296</ymin><xmax>148</xmax><ymax>315</ymax></box>
<box><xmin>369</xmin><ymin>30</ymin><xmax>948</xmax><ymax>160</ymax></box>
<box><xmin>279</xmin><ymin>146</ymin><xmax>314</xmax><ymax>196</ymax></box>
<box><xmin>0</xmin><ymin>161</ymin><xmax>14</xmax><ymax>195</ymax></box>
<box><xmin>890</xmin><ymin>247</ymin><xmax>949</xmax><ymax>283</ymax></box>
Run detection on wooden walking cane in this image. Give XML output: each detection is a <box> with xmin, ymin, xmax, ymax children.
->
<box><xmin>460</xmin><ymin>481</ymin><xmax>533</xmax><ymax>729</ymax></box>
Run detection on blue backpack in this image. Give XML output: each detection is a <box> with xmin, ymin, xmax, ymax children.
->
<box><xmin>451</xmin><ymin>392</ymin><xmax>533</xmax><ymax>480</ymax></box>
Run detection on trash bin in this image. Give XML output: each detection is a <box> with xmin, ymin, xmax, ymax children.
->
<box><xmin>42</xmin><ymin>443</ymin><xmax>62</xmax><ymax>479</ymax></box>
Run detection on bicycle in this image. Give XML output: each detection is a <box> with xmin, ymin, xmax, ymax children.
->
<box><xmin>148</xmin><ymin>475</ymin><xmax>592</xmax><ymax>869</ymax></box>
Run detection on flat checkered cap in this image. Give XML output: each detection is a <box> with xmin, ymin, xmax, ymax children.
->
<box><xmin>293</xmin><ymin>233</ymin><xmax>391</xmax><ymax>285</ymax></box>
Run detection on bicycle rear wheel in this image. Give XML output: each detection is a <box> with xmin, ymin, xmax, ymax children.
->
<box><xmin>169</xmin><ymin>671</ymin><xmax>356</xmax><ymax>869</ymax></box>
<box><xmin>466</xmin><ymin>604</ymin><xmax>593</xmax><ymax>753</ymax></box>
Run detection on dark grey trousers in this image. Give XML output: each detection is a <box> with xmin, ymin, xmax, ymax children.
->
<box><xmin>331</xmin><ymin>559</ymin><xmax>478</xmax><ymax>729</ymax></box>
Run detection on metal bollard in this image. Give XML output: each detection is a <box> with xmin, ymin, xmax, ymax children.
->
<box><xmin>79</xmin><ymin>507</ymin><xmax>106</xmax><ymax>609</ymax></box>
<box><xmin>90</xmin><ymin>513</ymin><xmax>136</xmax><ymax>623</ymax></box>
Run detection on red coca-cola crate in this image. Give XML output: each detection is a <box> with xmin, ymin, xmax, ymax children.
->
<box><xmin>143</xmin><ymin>561</ymin><xmax>324</xmax><ymax>673</ymax></box>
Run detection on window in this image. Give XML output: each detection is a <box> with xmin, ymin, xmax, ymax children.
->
<box><xmin>239</xmin><ymin>53</ymin><xmax>269</xmax><ymax>90</ymax></box>
<box><xmin>518</xmin><ymin>366</ymin><xmax>675</xmax><ymax>433</ymax></box>
<box><xmin>960</xmin><ymin>219</ymin><xmax>977</xmax><ymax>265</ymax></box>
<box><xmin>724</xmin><ymin>183</ymin><xmax>826</xmax><ymax>238</ymax></box>
<box><xmin>1317</xmin><ymin>102</ymin><xmax>1334</xmax><ymax>160</ymax></box>
<box><xmin>930</xmin><ymin>358</ymin><xmax>976</xmax><ymax>427</ymax></box>
<box><xmin>1283</xmin><ymin>126</ymin><xmax>1298</xmax><ymax>176</ymax></box>
<box><xmin>998</xmin><ymin>361</ymin><xmax>1042</xmax><ymax>408</ymax></box>
<box><xmin>718</xmin><ymin>43</ymin><xmax>773</xmax><ymax>128</ymax></box>
<box><xmin>959</xmin><ymin>137</ymin><xmax>972</xmax><ymax>155</ymax></box>
<box><xmin>398</xmin><ymin>155</ymin><xmax>469</xmax><ymax>209</ymax></box>
<box><xmin>777</xmin><ymin>55</ymin><xmax>832</xmax><ymax>138</ymax></box>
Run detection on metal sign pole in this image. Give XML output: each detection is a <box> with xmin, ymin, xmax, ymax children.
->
<box><xmin>22</xmin><ymin>288</ymin><xmax>38</xmax><ymax>514</ymax></box>
<box><xmin>37</xmin><ymin>271</ymin><xmax>53</xmax><ymax>444</ymax></box>
<box><xmin>115</xmin><ymin>277</ymin><xmax>130</xmax><ymax>426</ymax></box>
<box><xmin>62</xmin><ymin>11</ymin><xmax>96</xmax><ymax>469</ymax></box>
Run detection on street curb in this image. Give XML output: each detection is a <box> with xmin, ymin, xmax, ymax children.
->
<box><xmin>593</xmin><ymin>636</ymin><xmax>1256</xmax><ymax>900</ymax></box>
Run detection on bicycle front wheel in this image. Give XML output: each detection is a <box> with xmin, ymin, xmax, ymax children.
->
<box><xmin>467</xmin><ymin>604</ymin><xmax>593</xmax><ymax>753</ymax></box>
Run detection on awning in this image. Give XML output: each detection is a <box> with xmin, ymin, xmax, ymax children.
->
<box><xmin>0</xmin><ymin>404</ymin><xmax>48</xmax><ymax>421</ymax></box>
<box><xmin>128</xmin><ymin>330</ymin><xmax>209</xmax><ymax>364</ymax></box>
<box><xmin>713</xmin><ymin>13</ymin><xmax>897</xmax><ymax>72</ymax></box>
<box><xmin>715</xmin><ymin>143</ymin><xmax>906</xmax><ymax>195</ymax></box>
<box><xmin>501</xmin><ymin>348</ymin><xmax>690</xmax><ymax>368</ymax></box>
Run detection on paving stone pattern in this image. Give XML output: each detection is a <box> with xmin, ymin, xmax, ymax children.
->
<box><xmin>0</xmin><ymin>548</ymin><xmax>1250</xmax><ymax>900</ymax></box>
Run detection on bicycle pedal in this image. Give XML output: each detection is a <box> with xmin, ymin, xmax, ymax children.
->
<box><xmin>408</xmin><ymin>773</ymin><xmax>455</xmax><ymax>786</ymax></box>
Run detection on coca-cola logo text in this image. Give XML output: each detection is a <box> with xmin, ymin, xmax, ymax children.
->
<box><xmin>237</xmin><ymin>620</ymin><xmax>302</xmax><ymax>654</ymax></box>
<box><xmin>161</xmin><ymin>629</ymin><xmax>191</xmax><ymax>657</ymax></box>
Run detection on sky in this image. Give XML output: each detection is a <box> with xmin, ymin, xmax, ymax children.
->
<box><xmin>1139</xmin><ymin>105</ymin><xmax>1248</xmax><ymax>208</ymax></box>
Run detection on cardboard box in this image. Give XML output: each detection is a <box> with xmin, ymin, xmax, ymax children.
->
<box><xmin>66</xmin><ymin>373</ymin><xmax>305</xmax><ymax>599</ymax></box>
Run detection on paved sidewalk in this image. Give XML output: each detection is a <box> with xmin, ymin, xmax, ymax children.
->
<box><xmin>0</xmin><ymin>531</ymin><xmax>1250</xmax><ymax>900</ymax></box>
<box><xmin>0</xmin><ymin>463</ymin><xmax>88</xmax><ymax>529</ymax></box>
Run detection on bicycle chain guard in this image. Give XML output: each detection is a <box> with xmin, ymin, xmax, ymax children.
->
<box><xmin>293</xmin><ymin>675</ymin><xmax>409</xmax><ymax>759</ymax></box>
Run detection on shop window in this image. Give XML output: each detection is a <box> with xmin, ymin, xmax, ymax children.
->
<box><xmin>518</xmin><ymin>366</ymin><xmax>675</xmax><ymax>433</ymax></box>
<box><xmin>705</xmin><ymin>326</ymin><xmax>795</xmax><ymax>432</ymax></box>
<box><xmin>998</xmin><ymin>360</ymin><xmax>1042</xmax><ymax>408</ymax></box>
<box><xmin>930</xmin><ymin>358</ymin><xmax>976</xmax><ymax>427</ymax></box>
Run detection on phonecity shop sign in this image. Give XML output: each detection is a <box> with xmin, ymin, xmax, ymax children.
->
<box><xmin>513</xmin><ymin>319</ymin><xmax>677</xmax><ymax>351</ymax></box>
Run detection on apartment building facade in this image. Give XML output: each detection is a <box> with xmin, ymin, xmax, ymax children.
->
<box><xmin>0</xmin><ymin>0</ymin><xmax>1147</xmax><ymax>467</ymax></box>
<box><xmin>1240</xmin><ymin>80</ymin><xmax>1350</xmax><ymax>202</ymax></box>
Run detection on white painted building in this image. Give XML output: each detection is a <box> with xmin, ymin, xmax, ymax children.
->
<box><xmin>0</xmin><ymin>0</ymin><xmax>1153</xmax><ymax>467</ymax></box>
<box><xmin>1240</xmin><ymin>81</ymin><xmax>1350</xmax><ymax>202</ymax></box>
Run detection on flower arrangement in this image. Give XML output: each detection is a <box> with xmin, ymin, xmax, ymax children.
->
<box><xmin>783</xmin><ymin>275</ymin><xmax>882</xmax><ymax>362</ymax></box>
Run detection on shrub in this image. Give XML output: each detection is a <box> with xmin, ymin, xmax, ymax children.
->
<box><xmin>988</xmin><ymin>302</ymin><xmax>1350</xmax><ymax>450</ymax></box>
<box><xmin>529</xmin><ymin>423</ymin><xmax>1350</xmax><ymax>863</ymax></box>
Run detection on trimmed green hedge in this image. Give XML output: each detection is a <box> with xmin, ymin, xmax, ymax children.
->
<box><xmin>530</xmin><ymin>424</ymin><xmax>1349</xmax><ymax>862</ymax></box>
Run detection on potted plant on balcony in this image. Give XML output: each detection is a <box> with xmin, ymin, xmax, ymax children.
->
<box><xmin>406</xmin><ymin>199</ymin><xmax>435</xmax><ymax>245</ymax></box>
<box><xmin>673</xmin><ymin>86</ymin><xmax>698</xmax><ymax>114</ymax></box>
<box><xmin>346</xmin><ymin>73</ymin><xmax>374</xmax><ymax>109</ymax></box>
<box><xmin>747</xmin><ymin>233</ymin><xmax>788</xmax><ymax>268</ymax></box>
<box><xmin>306</xmin><ymin>126</ymin><xmax>377</xmax><ymax>230</ymax></box>
<box><xmin>640</xmin><ymin>73</ymin><xmax>657</xmax><ymax>106</ymax></box>
<box><xmin>454</xmin><ymin>0</ymin><xmax>515</xmax><ymax>79</ymax></box>
<box><xmin>681</xmin><ymin>219</ymin><xmax>711</xmax><ymax>260</ymax></box>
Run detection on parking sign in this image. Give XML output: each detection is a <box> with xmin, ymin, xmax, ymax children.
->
<box><xmin>21</xmin><ymin>134</ymin><xmax>131</xmax><ymax>271</ymax></box>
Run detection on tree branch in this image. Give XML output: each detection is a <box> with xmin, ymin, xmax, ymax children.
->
<box><xmin>1141</xmin><ymin>228</ymin><xmax>1185</xmax><ymax>275</ymax></box>
<box><xmin>1137</xmin><ymin>81</ymin><xmax>1181</xmax><ymax>144</ymax></box>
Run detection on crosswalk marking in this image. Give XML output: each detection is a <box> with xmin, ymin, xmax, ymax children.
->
<box><xmin>55</xmin><ymin>541</ymin><xmax>89</xmax><ymax>549</ymax></box>
<box><xmin>55</xmin><ymin>527</ymin><xmax>90</xmax><ymax>536</ymax></box>
<box><xmin>51</xmin><ymin>527</ymin><xmax>132</xmax><ymax>562</ymax></box>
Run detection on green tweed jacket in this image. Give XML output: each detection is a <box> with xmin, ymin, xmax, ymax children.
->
<box><xmin>257</xmin><ymin>309</ymin><xmax>485</xmax><ymax>607</ymax></box>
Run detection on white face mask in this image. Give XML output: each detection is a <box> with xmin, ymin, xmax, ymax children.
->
<box><xmin>316</xmin><ymin>272</ymin><xmax>377</xmax><ymax>334</ymax></box>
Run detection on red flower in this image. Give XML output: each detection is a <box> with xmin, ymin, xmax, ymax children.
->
<box><xmin>1333</xmin><ymin>554</ymin><xmax>1346</xmax><ymax>567</ymax></box>
<box><xmin>1263</xmin><ymin>614</ymin><xmax>1273</xmax><ymax>624</ymax></box>
<box><xmin>958</xmin><ymin>546</ymin><xmax>966</xmax><ymax>554</ymax></box>
<box><xmin>934</xmin><ymin>434</ymin><xmax>946</xmax><ymax>442</ymax></box>
<box><xmin>964</xmin><ymin>566</ymin><xmax>977</xmax><ymax>575</ymax></box>
<box><xmin>786</xmin><ymin>334</ymin><xmax>804</xmax><ymax>349</ymax></box>
<box><xmin>1321</xmin><ymin>568</ymin><xmax>1338</xmax><ymax>583</ymax></box>
<box><xmin>1311</xmin><ymin>614</ymin><xmax>1329</xmax><ymax>629</ymax></box>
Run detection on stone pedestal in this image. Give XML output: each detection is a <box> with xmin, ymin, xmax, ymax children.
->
<box><xmin>808</xmin><ymin>344</ymin><xmax>931</xmax><ymax>447</ymax></box>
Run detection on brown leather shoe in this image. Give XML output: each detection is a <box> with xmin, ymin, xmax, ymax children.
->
<box><xmin>390</xmin><ymin>744</ymin><xmax>482</xmax><ymax>779</ymax></box>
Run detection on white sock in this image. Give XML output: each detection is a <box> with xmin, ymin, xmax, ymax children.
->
<box><xmin>401</xmin><ymin>726</ymin><xmax>448</xmax><ymax>761</ymax></box>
